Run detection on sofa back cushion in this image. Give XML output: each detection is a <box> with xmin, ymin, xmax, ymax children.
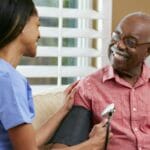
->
<box><xmin>32</xmin><ymin>88</ymin><xmax>65</xmax><ymax>130</ymax></box>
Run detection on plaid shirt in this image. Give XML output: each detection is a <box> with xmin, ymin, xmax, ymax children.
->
<box><xmin>74</xmin><ymin>64</ymin><xmax>150</xmax><ymax>150</ymax></box>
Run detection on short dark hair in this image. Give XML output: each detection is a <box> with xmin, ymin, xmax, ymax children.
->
<box><xmin>0</xmin><ymin>0</ymin><xmax>37</xmax><ymax>48</ymax></box>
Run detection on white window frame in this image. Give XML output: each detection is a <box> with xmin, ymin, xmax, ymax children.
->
<box><xmin>17</xmin><ymin>0</ymin><xmax>112</xmax><ymax>94</ymax></box>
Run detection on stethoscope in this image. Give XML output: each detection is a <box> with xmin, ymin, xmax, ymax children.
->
<box><xmin>101</xmin><ymin>103</ymin><xmax>115</xmax><ymax>150</ymax></box>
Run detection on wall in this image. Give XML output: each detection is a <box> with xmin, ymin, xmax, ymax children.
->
<box><xmin>112</xmin><ymin>0</ymin><xmax>150</xmax><ymax>64</ymax></box>
<box><xmin>112</xmin><ymin>0</ymin><xmax>150</xmax><ymax>30</ymax></box>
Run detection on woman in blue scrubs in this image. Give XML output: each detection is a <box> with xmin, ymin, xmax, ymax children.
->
<box><xmin>0</xmin><ymin>0</ymin><xmax>108</xmax><ymax>149</ymax></box>
<box><xmin>0</xmin><ymin>0</ymin><xmax>77</xmax><ymax>149</ymax></box>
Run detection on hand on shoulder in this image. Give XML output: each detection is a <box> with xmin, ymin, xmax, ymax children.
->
<box><xmin>62</xmin><ymin>81</ymin><xmax>79</xmax><ymax>112</ymax></box>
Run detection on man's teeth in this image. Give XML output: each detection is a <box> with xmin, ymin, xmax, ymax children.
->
<box><xmin>111</xmin><ymin>47</ymin><xmax>129</xmax><ymax>58</ymax></box>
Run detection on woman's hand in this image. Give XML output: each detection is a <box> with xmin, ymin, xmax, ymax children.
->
<box><xmin>62</xmin><ymin>81</ymin><xmax>79</xmax><ymax>112</ymax></box>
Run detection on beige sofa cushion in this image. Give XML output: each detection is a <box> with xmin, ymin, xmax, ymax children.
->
<box><xmin>32</xmin><ymin>88</ymin><xmax>67</xmax><ymax>149</ymax></box>
<box><xmin>32</xmin><ymin>88</ymin><xmax>65</xmax><ymax>130</ymax></box>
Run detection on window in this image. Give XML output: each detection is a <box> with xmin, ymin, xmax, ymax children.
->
<box><xmin>17</xmin><ymin>0</ymin><xmax>112</xmax><ymax>94</ymax></box>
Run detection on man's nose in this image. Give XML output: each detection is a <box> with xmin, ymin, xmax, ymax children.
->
<box><xmin>116</xmin><ymin>39</ymin><xmax>126</xmax><ymax>50</ymax></box>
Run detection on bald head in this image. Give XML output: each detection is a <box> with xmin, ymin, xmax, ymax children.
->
<box><xmin>115</xmin><ymin>12</ymin><xmax>150</xmax><ymax>42</ymax></box>
<box><xmin>118</xmin><ymin>12</ymin><xmax>150</xmax><ymax>30</ymax></box>
<box><xmin>121</xmin><ymin>12</ymin><xmax>150</xmax><ymax>22</ymax></box>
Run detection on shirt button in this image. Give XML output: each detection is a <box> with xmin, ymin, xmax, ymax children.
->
<box><xmin>134</xmin><ymin>127</ymin><xmax>138</xmax><ymax>131</ymax></box>
<box><xmin>138</xmin><ymin>147</ymin><xmax>142</xmax><ymax>150</ymax></box>
<box><xmin>133</xmin><ymin>108</ymin><xmax>137</xmax><ymax>111</ymax></box>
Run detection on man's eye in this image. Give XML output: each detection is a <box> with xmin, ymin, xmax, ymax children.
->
<box><xmin>125</xmin><ymin>38</ymin><xmax>136</xmax><ymax>48</ymax></box>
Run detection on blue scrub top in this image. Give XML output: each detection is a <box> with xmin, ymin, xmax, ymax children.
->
<box><xmin>0</xmin><ymin>59</ymin><xmax>35</xmax><ymax>149</ymax></box>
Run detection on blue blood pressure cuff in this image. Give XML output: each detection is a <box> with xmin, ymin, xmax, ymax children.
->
<box><xmin>49</xmin><ymin>106</ymin><xmax>92</xmax><ymax>146</ymax></box>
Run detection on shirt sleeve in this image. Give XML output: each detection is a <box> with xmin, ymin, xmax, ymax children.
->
<box><xmin>74</xmin><ymin>78</ymin><xmax>92</xmax><ymax>110</ymax></box>
<box><xmin>0</xmin><ymin>73</ymin><xmax>35</xmax><ymax>130</ymax></box>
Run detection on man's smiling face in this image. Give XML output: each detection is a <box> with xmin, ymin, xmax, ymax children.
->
<box><xmin>108</xmin><ymin>15</ymin><xmax>150</xmax><ymax>74</ymax></box>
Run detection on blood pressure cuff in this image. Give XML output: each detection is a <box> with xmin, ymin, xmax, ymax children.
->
<box><xmin>49</xmin><ymin>105</ymin><xmax>92</xmax><ymax>146</ymax></box>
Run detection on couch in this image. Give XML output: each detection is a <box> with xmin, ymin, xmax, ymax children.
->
<box><xmin>32</xmin><ymin>87</ymin><xmax>65</xmax><ymax>149</ymax></box>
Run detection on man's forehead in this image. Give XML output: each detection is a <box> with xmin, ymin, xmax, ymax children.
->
<box><xmin>116</xmin><ymin>17</ymin><xmax>150</xmax><ymax>34</ymax></box>
<box><xmin>114</xmin><ymin>17</ymin><xmax>150</xmax><ymax>42</ymax></box>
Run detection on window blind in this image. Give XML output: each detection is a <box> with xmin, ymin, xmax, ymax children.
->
<box><xmin>17</xmin><ymin>0</ymin><xmax>112</xmax><ymax>94</ymax></box>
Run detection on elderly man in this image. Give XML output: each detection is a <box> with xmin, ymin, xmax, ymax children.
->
<box><xmin>51</xmin><ymin>12</ymin><xmax>150</xmax><ymax>150</ymax></box>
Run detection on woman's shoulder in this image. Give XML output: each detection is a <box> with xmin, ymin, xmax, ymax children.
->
<box><xmin>0</xmin><ymin>59</ymin><xmax>26</xmax><ymax>82</ymax></box>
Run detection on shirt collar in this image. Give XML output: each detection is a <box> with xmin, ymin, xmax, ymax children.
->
<box><xmin>141</xmin><ymin>63</ymin><xmax>150</xmax><ymax>82</ymax></box>
<box><xmin>102</xmin><ymin>63</ymin><xmax>150</xmax><ymax>83</ymax></box>
<box><xmin>102</xmin><ymin>65</ymin><xmax>115</xmax><ymax>82</ymax></box>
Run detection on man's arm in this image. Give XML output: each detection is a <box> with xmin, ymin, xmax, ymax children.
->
<box><xmin>49</xmin><ymin>106</ymin><xmax>92</xmax><ymax>146</ymax></box>
<box><xmin>50</xmin><ymin>80</ymin><xmax>111</xmax><ymax>150</ymax></box>
<box><xmin>50</xmin><ymin>79</ymin><xmax>97</xmax><ymax>148</ymax></box>
<box><xmin>49</xmin><ymin>106</ymin><xmax>109</xmax><ymax>150</ymax></box>
<box><xmin>51</xmin><ymin>121</ymin><xmax>108</xmax><ymax>150</ymax></box>
<box><xmin>49</xmin><ymin>79</ymin><xmax>93</xmax><ymax>146</ymax></box>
